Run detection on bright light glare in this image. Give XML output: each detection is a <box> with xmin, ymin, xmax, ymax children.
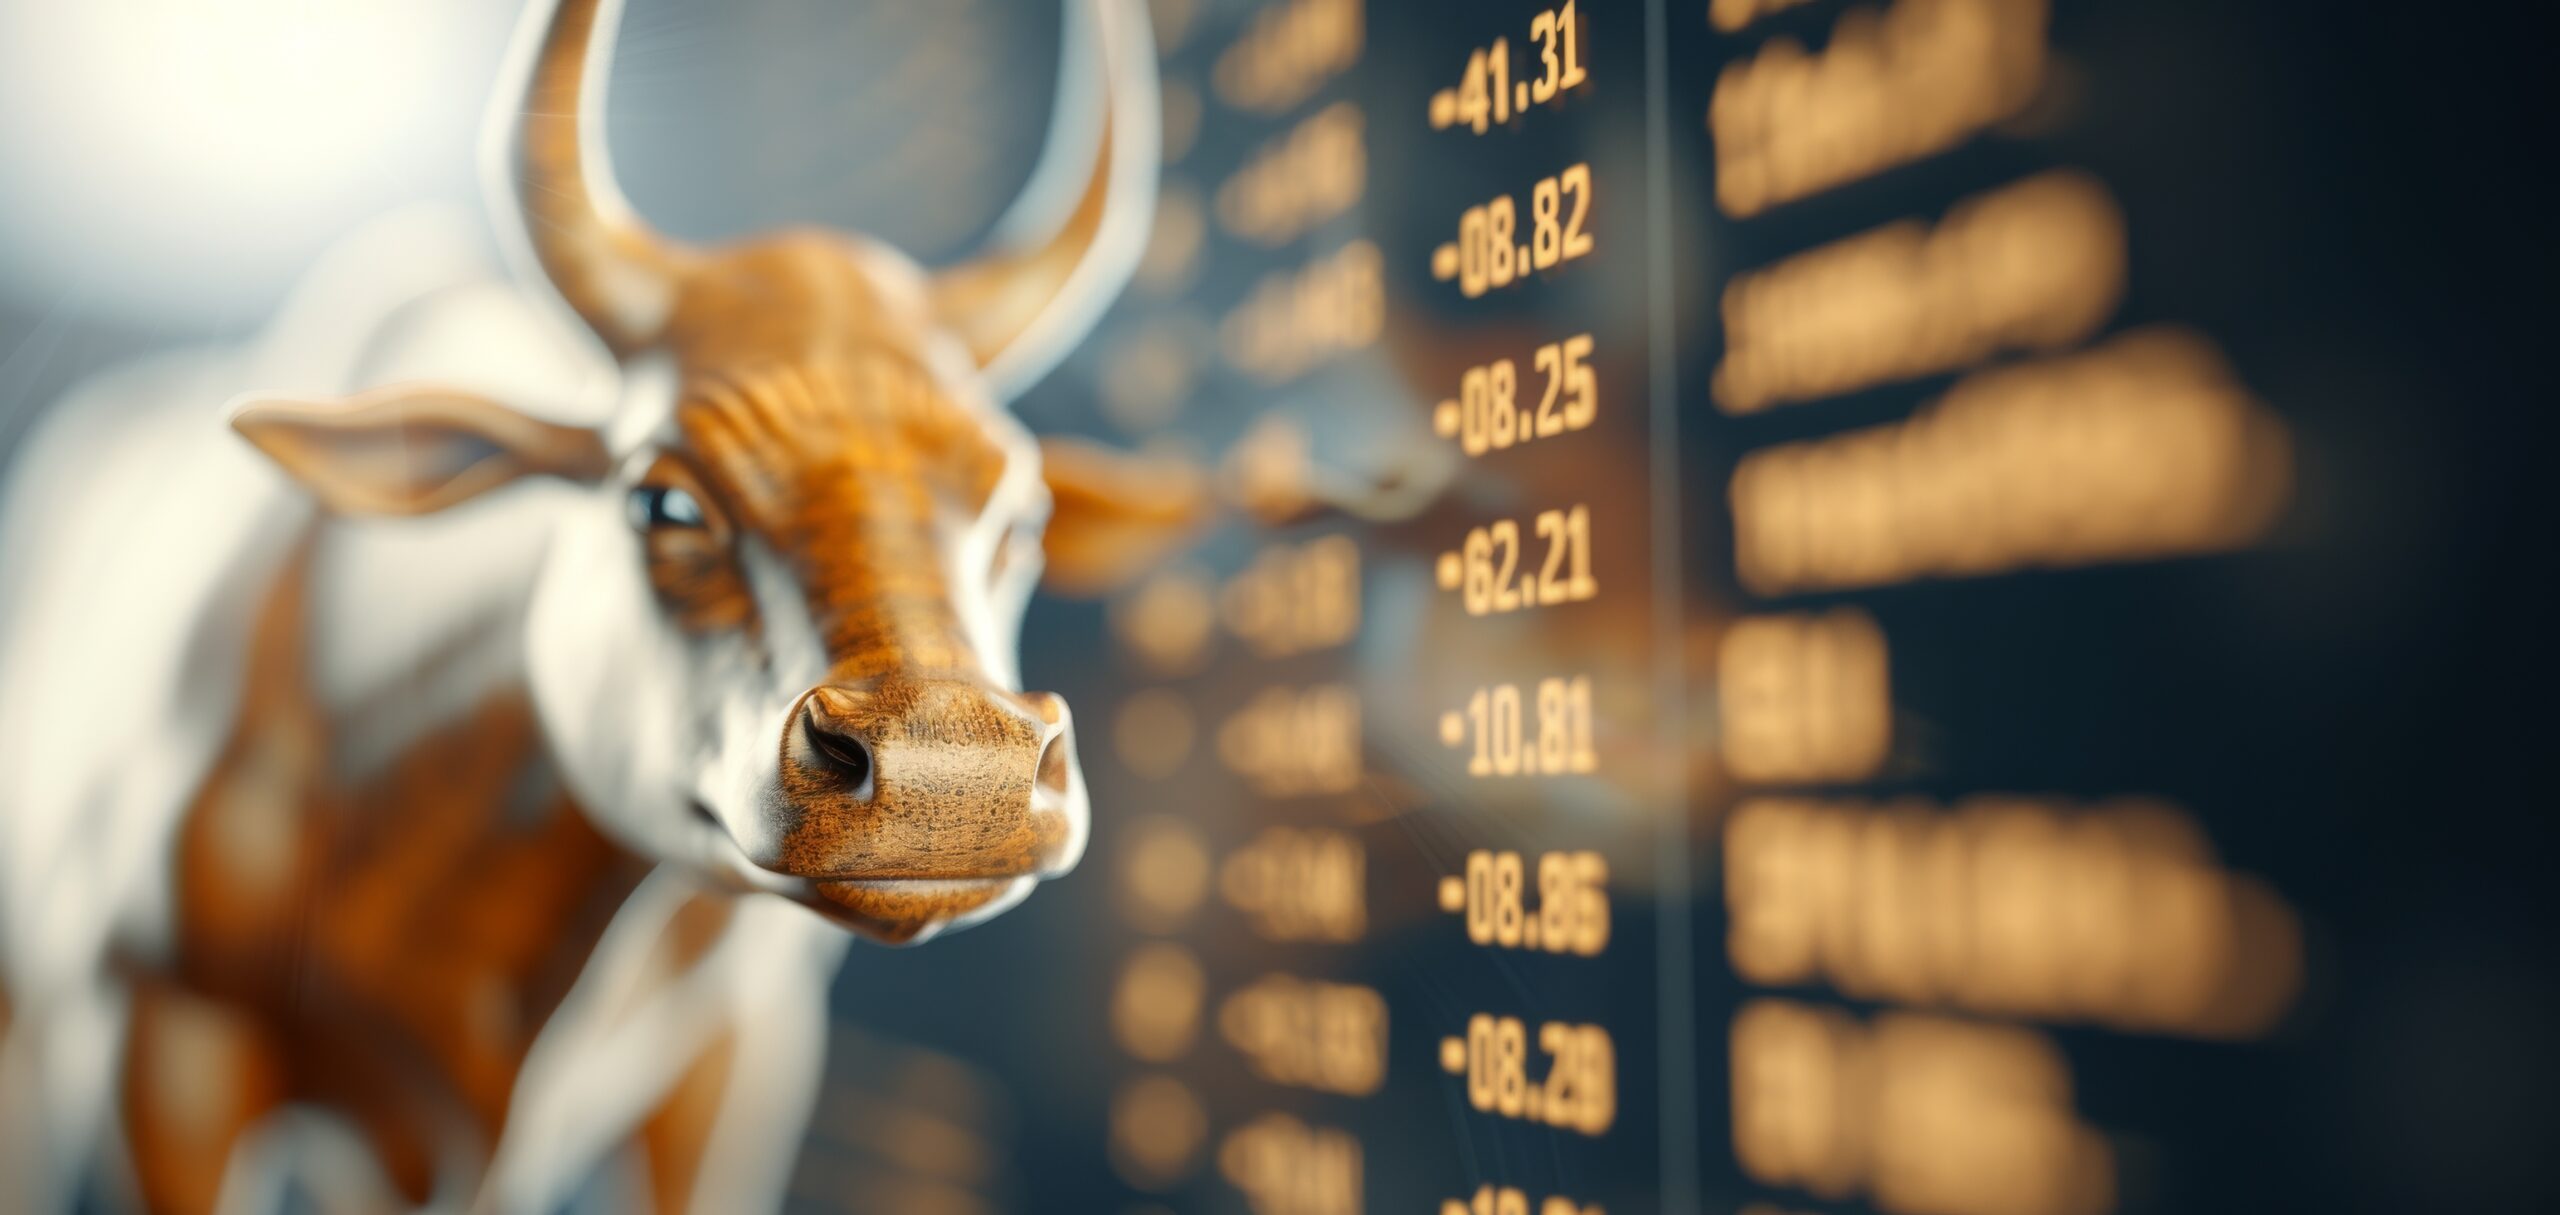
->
<box><xmin>0</xmin><ymin>0</ymin><xmax>494</xmax><ymax>328</ymax></box>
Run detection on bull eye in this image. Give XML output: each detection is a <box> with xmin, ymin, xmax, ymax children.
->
<box><xmin>628</xmin><ymin>485</ymin><xmax>706</xmax><ymax>530</ymax></box>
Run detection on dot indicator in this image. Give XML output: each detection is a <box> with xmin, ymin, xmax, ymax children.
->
<box><xmin>1440</xmin><ymin>1036</ymin><xmax>1467</xmax><ymax>1073</ymax></box>
<box><xmin>1519</xmin><ymin>245</ymin><xmax>1533</xmax><ymax>266</ymax></box>
<box><xmin>1437</xmin><ymin>552</ymin><xmax>1463</xmax><ymax>589</ymax></box>
<box><xmin>1432</xmin><ymin>243</ymin><xmax>1460</xmax><ymax>280</ymax></box>
<box><xmin>1430</xmin><ymin>91</ymin><xmax>1456</xmax><ymax>129</ymax></box>
<box><xmin>1435</xmin><ymin>400</ymin><xmax>1460</xmax><ymax>436</ymax></box>
<box><xmin>1524</xmin><ymin>919</ymin><xmax>1540</xmax><ymax>948</ymax></box>
<box><xmin>1438</xmin><ymin>876</ymin><xmax>1466</xmax><ymax>912</ymax></box>
<box><xmin>1440</xmin><ymin>711</ymin><xmax>1466</xmax><ymax>747</ymax></box>
<box><xmin>1515</xmin><ymin>82</ymin><xmax>1530</xmax><ymax>111</ymax></box>
<box><xmin>1525</xmin><ymin>1089</ymin><xmax>1543</xmax><ymax>1119</ymax></box>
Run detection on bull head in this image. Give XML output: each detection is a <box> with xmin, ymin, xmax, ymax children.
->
<box><xmin>225</xmin><ymin>0</ymin><xmax>1201</xmax><ymax>943</ymax></box>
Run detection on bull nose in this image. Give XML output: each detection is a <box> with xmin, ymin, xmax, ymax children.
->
<box><xmin>775</xmin><ymin>679</ymin><xmax>1085</xmax><ymax>886</ymax></box>
<box><xmin>794</xmin><ymin>682</ymin><xmax>1062</xmax><ymax>796</ymax></box>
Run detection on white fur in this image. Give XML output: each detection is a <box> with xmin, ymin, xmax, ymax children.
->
<box><xmin>0</xmin><ymin>207</ymin><xmax>485</xmax><ymax>1213</ymax></box>
<box><xmin>483</xmin><ymin>873</ymin><xmax>845</xmax><ymax>1214</ymax></box>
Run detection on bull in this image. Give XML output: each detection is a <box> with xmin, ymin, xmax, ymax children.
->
<box><xmin>0</xmin><ymin>0</ymin><xmax>1203</xmax><ymax>1209</ymax></box>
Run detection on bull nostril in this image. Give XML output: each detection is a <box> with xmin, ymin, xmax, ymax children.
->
<box><xmin>804</xmin><ymin>707</ymin><xmax>875</xmax><ymax>794</ymax></box>
<box><xmin>1035</xmin><ymin>731</ymin><xmax>1071</xmax><ymax>798</ymax></box>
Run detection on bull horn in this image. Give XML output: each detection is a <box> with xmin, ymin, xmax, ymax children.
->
<box><xmin>485</xmin><ymin>0</ymin><xmax>686</xmax><ymax>356</ymax></box>
<box><xmin>931</xmin><ymin>0</ymin><xmax>1160</xmax><ymax>402</ymax></box>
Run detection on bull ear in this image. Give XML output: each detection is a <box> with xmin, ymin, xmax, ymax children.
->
<box><xmin>1037</xmin><ymin>437</ymin><xmax>1211</xmax><ymax>596</ymax></box>
<box><xmin>230</xmin><ymin>383</ymin><xmax>610</xmax><ymax>517</ymax></box>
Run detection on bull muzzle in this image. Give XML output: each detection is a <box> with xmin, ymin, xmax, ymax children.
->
<box><xmin>767</xmin><ymin>677</ymin><xmax>1085</xmax><ymax>942</ymax></box>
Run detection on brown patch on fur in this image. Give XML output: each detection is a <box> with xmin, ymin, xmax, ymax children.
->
<box><xmin>675</xmin><ymin>351</ymin><xmax>1008</xmax><ymax>675</ymax></box>
<box><xmin>154</xmin><ymin>536</ymin><xmax>650</xmax><ymax>1204</ymax></box>
<box><xmin>662</xmin><ymin>234</ymin><xmax>938</xmax><ymax>373</ymax></box>
<box><xmin>642</xmin><ymin>1026</ymin><xmax>740</xmax><ymax>1214</ymax></box>
<box><xmin>636</xmin><ymin>894</ymin><xmax>738</xmax><ymax>993</ymax></box>
<box><xmin>121</xmin><ymin>979</ymin><xmax>290</xmax><ymax>1215</ymax></box>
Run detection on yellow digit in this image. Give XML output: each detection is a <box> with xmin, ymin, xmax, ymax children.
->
<box><xmin>1532</xmin><ymin>176</ymin><xmax>1563</xmax><ymax>269</ymax></box>
<box><xmin>1569</xmin><ymin>675</ymin><xmax>1598</xmax><ymax>773</ymax></box>
<box><xmin>1566</xmin><ymin>505</ymin><xmax>1597</xmax><ymax>600</ymax></box>
<box><xmin>1466</xmin><ymin>1013</ymin><xmax>1499</xmax><ymax>1109</ymax></box>
<box><xmin>1459</xmin><ymin>48</ymin><xmax>1490</xmax><ymax>134</ymax></box>
<box><xmin>1460</xmin><ymin>364</ymin><xmax>1490</xmax><ymax>456</ymax></box>
<box><xmin>1541</xmin><ymin>682</ymin><xmax>1572</xmax><ymax>780</ymax></box>
<box><xmin>1493</xmin><ymin>850</ymin><xmax>1525</xmax><ymax>947</ymax></box>
<box><xmin>1575</xmin><ymin>1025</ymin><xmax>1616</xmax><ymax>1133</ymax></box>
<box><xmin>1533</xmin><ymin>341</ymin><xmax>1564</xmax><ymax>436</ymax></box>
<box><xmin>1491</xmin><ymin>683</ymin><xmax>1524</xmax><ymax>775</ymax></box>
<box><xmin>1573</xmin><ymin>851</ymin><xmax>1611</xmax><ymax>954</ymax></box>
<box><xmin>1561</xmin><ymin>163</ymin><xmax>1594</xmax><ymax>259</ymax></box>
<box><xmin>1537</xmin><ymin>850</ymin><xmax>1571</xmax><ymax>951</ymax></box>
<box><xmin>1464</xmin><ymin>850</ymin><xmax>1495</xmax><ymax>943</ymax></box>
<box><xmin>1466</xmin><ymin>686</ymin><xmax>1491</xmax><ymax>775</ymax></box>
<box><xmin>1497</xmin><ymin>1017</ymin><xmax>1528</xmax><ymax>1115</ymax></box>
<box><xmin>1489</xmin><ymin>359</ymin><xmax>1518</xmax><ymax>449</ymax></box>
<box><xmin>1459</xmin><ymin>206</ymin><xmax>1488</xmax><ymax>298</ymax></box>
<box><xmin>1536</xmin><ymin>510</ymin><xmax>1569</xmax><ymax>604</ymax></box>
<box><xmin>1559</xmin><ymin>0</ymin><xmax>1588</xmax><ymax>90</ymax></box>
<box><xmin>1562</xmin><ymin>333</ymin><xmax>1597</xmax><ymax>427</ymax></box>
<box><xmin>1530</xmin><ymin>9</ymin><xmax>1562</xmax><ymax>102</ymax></box>
<box><xmin>1463</xmin><ymin>526</ymin><xmax>1495</xmax><ymax>615</ymax></box>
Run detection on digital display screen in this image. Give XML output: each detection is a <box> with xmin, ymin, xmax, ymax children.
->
<box><xmin>914</xmin><ymin>3</ymin><xmax>2544</xmax><ymax>1212</ymax></box>
<box><xmin>0</xmin><ymin>1</ymin><xmax>2544</xmax><ymax>1213</ymax></box>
